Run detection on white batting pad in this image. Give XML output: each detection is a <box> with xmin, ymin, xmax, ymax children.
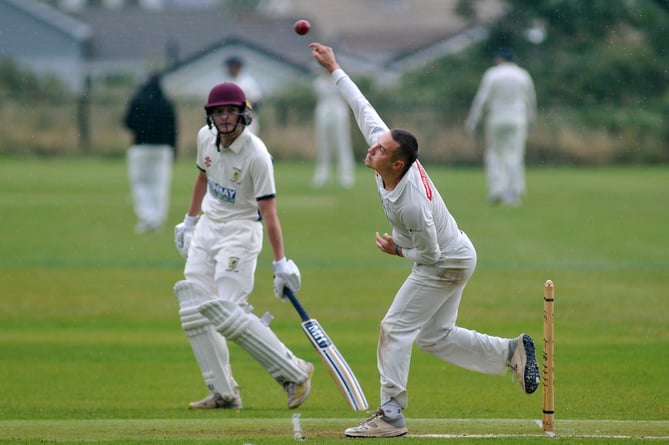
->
<box><xmin>174</xmin><ymin>280</ymin><xmax>239</xmax><ymax>399</ymax></box>
<box><xmin>198</xmin><ymin>299</ymin><xmax>308</xmax><ymax>385</ymax></box>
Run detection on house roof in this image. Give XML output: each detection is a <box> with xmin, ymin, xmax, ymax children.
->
<box><xmin>164</xmin><ymin>35</ymin><xmax>313</xmax><ymax>76</ymax></box>
<box><xmin>264</xmin><ymin>0</ymin><xmax>507</xmax><ymax>65</ymax></box>
<box><xmin>70</xmin><ymin>0</ymin><xmax>506</xmax><ymax>70</ymax></box>
<box><xmin>71</xmin><ymin>8</ymin><xmax>318</xmax><ymax>69</ymax></box>
<box><xmin>2</xmin><ymin>0</ymin><xmax>91</xmax><ymax>41</ymax></box>
<box><xmin>10</xmin><ymin>0</ymin><xmax>506</xmax><ymax>92</ymax></box>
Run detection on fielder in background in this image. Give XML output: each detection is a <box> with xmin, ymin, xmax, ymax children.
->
<box><xmin>310</xmin><ymin>42</ymin><xmax>541</xmax><ymax>438</ymax></box>
<box><xmin>465</xmin><ymin>48</ymin><xmax>537</xmax><ymax>207</ymax></box>
<box><xmin>123</xmin><ymin>73</ymin><xmax>177</xmax><ymax>234</ymax></box>
<box><xmin>223</xmin><ymin>56</ymin><xmax>262</xmax><ymax>135</ymax></box>
<box><xmin>311</xmin><ymin>71</ymin><xmax>355</xmax><ymax>189</ymax></box>
<box><xmin>172</xmin><ymin>82</ymin><xmax>313</xmax><ymax>411</ymax></box>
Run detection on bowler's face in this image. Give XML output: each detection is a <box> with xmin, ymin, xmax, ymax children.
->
<box><xmin>364</xmin><ymin>131</ymin><xmax>399</xmax><ymax>171</ymax></box>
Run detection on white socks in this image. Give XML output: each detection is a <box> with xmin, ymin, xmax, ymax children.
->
<box><xmin>381</xmin><ymin>399</ymin><xmax>403</xmax><ymax>419</ymax></box>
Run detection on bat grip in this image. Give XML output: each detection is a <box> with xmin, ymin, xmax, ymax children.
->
<box><xmin>283</xmin><ymin>287</ymin><xmax>310</xmax><ymax>322</ymax></box>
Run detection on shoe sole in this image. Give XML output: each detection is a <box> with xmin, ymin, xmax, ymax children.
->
<box><xmin>345</xmin><ymin>428</ymin><xmax>408</xmax><ymax>438</ymax></box>
<box><xmin>522</xmin><ymin>334</ymin><xmax>541</xmax><ymax>394</ymax></box>
<box><xmin>344</xmin><ymin>414</ymin><xmax>408</xmax><ymax>438</ymax></box>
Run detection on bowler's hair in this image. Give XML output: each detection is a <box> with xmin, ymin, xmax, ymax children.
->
<box><xmin>390</xmin><ymin>129</ymin><xmax>418</xmax><ymax>173</ymax></box>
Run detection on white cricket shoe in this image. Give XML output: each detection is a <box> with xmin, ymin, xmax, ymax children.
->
<box><xmin>188</xmin><ymin>391</ymin><xmax>242</xmax><ymax>410</ymax></box>
<box><xmin>507</xmin><ymin>333</ymin><xmax>541</xmax><ymax>394</ymax></box>
<box><xmin>345</xmin><ymin>408</ymin><xmax>408</xmax><ymax>438</ymax></box>
<box><xmin>284</xmin><ymin>360</ymin><xmax>314</xmax><ymax>409</ymax></box>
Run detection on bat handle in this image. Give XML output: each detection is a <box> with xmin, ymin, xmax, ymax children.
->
<box><xmin>283</xmin><ymin>287</ymin><xmax>310</xmax><ymax>322</ymax></box>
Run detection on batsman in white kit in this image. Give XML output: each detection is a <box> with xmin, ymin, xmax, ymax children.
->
<box><xmin>310</xmin><ymin>43</ymin><xmax>541</xmax><ymax>438</ymax></box>
<box><xmin>173</xmin><ymin>82</ymin><xmax>313</xmax><ymax>410</ymax></box>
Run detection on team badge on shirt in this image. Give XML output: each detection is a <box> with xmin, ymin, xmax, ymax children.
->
<box><xmin>205</xmin><ymin>156</ymin><xmax>212</xmax><ymax>168</ymax></box>
<box><xmin>231</xmin><ymin>167</ymin><xmax>242</xmax><ymax>183</ymax></box>
<box><xmin>226</xmin><ymin>256</ymin><xmax>240</xmax><ymax>272</ymax></box>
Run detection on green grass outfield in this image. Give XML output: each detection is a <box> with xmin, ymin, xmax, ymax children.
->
<box><xmin>0</xmin><ymin>157</ymin><xmax>667</xmax><ymax>444</ymax></box>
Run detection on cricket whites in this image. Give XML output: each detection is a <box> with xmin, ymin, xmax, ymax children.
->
<box><xmin>283</xmin><ymin>288</ymin><xmax>368</xmax><ymax>411</ymax></box>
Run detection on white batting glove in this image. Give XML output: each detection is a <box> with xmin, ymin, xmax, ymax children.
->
<box><xmin>272</xmin><ymin>257</ymin><xmax>301</xmax><ymax>299</ymax></box>
<box><xmin>174</xmin><ymin>214</ymin><xmax>198</xmax><ymax>259</ymax></box>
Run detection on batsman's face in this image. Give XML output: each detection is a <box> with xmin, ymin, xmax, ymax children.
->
<box><xmin>365</xmin><ymin>131</ymin><xmax>400</xmax><ymax>171</ymax></box>
<box><xmin>210</xmin><ymin>105</ymin><xmax>243</xmax><ymax>135</ymax></box>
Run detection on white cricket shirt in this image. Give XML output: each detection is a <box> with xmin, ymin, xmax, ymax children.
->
<box><xmin>466</xmin><ymin>62</ymin><xmax>536</xmax><ymax>128</ymax></box>
<box><xmin>196</xmin><ymin>126</ymin><xmax>275</xmax><ymax>223</ymax></box>
<box><xmin>332</xmin><ymin>69</ymin><xmax>467</xmax><ymax>266</ymax></box>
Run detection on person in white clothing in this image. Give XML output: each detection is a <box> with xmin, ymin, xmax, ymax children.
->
<box><xmin>224</xmin><ymin>56</ymin><xmax>263</xmax><ymax>135</ymax></box>
<box><xmin>312</xmin><ymin>71</ymin><xmax>355</xmax><ymax>188</ymax></box>
<box><xmin>310</xmin><ymin>42</ymin><xmax>540</xmax><ymax>438</ymax></box>
<box><xmin>172</xmin><ymin>82</ymin><xmax>313</xmax><ymax>411</ymax></box>
<box><xmin>465</xmin><ymin>48</ymin><xmax>537</xmax><ymax>207</ymax></box>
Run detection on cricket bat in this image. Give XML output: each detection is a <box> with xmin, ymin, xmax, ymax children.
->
<box><xmin>283</xmin><ymin>288</ymin><xmax>368</xmax><ymax>411</ymax></box>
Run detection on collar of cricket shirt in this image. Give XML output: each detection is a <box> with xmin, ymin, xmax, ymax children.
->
<box><xmin>222</xmin><ymin>129</ymin><xmax>250</xmax><ymax>154</ymax></box>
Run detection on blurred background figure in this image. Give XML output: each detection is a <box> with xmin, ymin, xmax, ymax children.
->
<box><xmin>465</xmin><ymin>48</ymin><xmax>536</xmax><ymax>207</ymax></box>
<box><xmin>311</xmin><ymin>71</ymin><xmax>355</xmax><ymax>188</ymax></box>
<box><xmin>123</xmin><ymin>73</ymin><xmax>177</xmax><ymax>233</ymax></box>
<box><xmin>224</xmin><ymin>55</ymin><xmax>262</xmax><ymax>134</ymax></box>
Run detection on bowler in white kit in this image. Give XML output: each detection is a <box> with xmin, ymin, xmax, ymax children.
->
<box><xmin>310</xmin><ymin>42</ymin><xmax>541</xmax><ymax>438</ymax></box>
<box><xmin>173</xmin><ymin>82</ymin><xmax>313</xmax><ymax>410</ymax></box>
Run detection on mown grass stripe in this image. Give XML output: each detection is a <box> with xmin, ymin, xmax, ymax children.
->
<box><xmin>2</xmin><ymin>259</ymin><xmax>668</xmax><ymax>270</ymax></box>
<box><xmin>1</xmin><ymin>418</ymin><xmax>668</xmax><ymax>440</ymax></box>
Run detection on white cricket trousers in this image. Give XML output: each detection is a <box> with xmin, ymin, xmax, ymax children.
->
<box><xmin>313</xmin><ymin>99</ymin><xmax>355</xmax><ymax>187</ymax></box>
<box><xmin>127</xmin><ymin>145</ymin><xmax>173</xmax><ymax>230</ymax></box>
<box><xmin>378</xmin><ymin>234</ymin><xmax>511</xmax><ymax>409</ymax></box>
<box><xmin>484</xmin><ymin>121</ymin><xmax>527</xmax><ymax>203</ymax></box>
<box><xmin>180</xmin><ymin>216</ymin><xmax>262</xmax><ymax>389</ymax></box>
<box><xmin>184</xmin><ymin>215</ymin><xmax>263</xmax><ymax>304</ymax></box>
<box><xmin>182</xmin><ymin>216</ymin><xmax>309</xmax><ymax>386</ymax></box>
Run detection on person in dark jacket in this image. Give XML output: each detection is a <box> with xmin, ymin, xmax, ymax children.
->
<box><xmin>124</xmin><ymin>73</ymin><xmax>178</xmax><ymax>233</ymax></box>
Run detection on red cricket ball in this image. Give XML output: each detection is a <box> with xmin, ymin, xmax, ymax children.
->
<box><xmin>294</xmin><ymin>19</ymin><xmax>311</xmax><ymax>36</ymax></box>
